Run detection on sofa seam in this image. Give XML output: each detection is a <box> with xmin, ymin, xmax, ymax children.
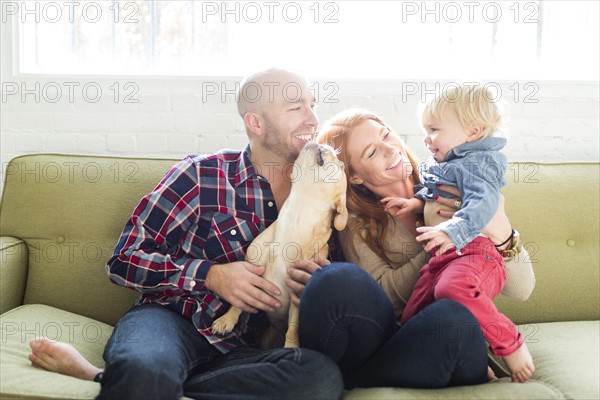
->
<box><xmin>0</xmin><ymin>241</ymin><xmax>26</xmax><ymax>252</ymax></box>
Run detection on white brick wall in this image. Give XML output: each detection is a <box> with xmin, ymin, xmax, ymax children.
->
<box><xmin>1</xmin><ymin>77</ymin><xmax>599</xmax><ymax>192</ymax></box>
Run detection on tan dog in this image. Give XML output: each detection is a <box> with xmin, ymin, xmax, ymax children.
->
<box><xmin>211</xmin><ymin>142</ymin><xmax>348</xmax><ymax>348</ymax></box>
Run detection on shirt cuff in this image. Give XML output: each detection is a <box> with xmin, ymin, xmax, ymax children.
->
<box><xmin>180</xmin><ymin>259</ymin><xmax>214</xmax><ymax>291</ymax></box>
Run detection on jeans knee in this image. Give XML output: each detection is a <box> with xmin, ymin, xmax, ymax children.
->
<box><xmin>428</xmin><ymin>299</ymin><xmax>485</xmax><ymax>346</ymax></box>
<box><xmin>306</xmin><ymin>262</ymin><xmax>381</xmax><ymax>301</ymax></box>
<box><xmin>102</xmin><ymin>354</ymin><xmax>183</xmax><ymax>399</ymax></box>
<box><xmin>428</xmin><ymin>299</ymin><xmax>470</xmax><ymax>322</ymax></box>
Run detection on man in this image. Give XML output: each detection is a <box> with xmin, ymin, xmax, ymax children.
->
<box><xmin>29</xmin><ymin>68</ymin><xmax>344</xmax><ymax>400</ymax></box>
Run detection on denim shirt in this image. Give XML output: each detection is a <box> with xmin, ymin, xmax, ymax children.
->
<box><xmin>415</xmin><ymin>137</ymin><xmax>508</xmax><ymax>252</ymax></box>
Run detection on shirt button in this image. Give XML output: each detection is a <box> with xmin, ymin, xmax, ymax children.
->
<box><xmin>189</xmin><ymin>281</ymin><xmax>196</xmax><ymax>288</ymax></box>
<box><xmin>566</xmin><ymin>239</ymin><xmax>575</xmax><ymax>247</ymax></box>
<box><xmin>267</xmin><ymin>201</ymin><xmax>274</xmax><ymax>207</ymax></box>
<box><xmin>230</xmin><ymin>229</ymin><xmax>237</xmax><ymax>236</ymax></box>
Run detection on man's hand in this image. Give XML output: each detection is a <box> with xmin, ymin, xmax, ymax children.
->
<box><xmin>286</xmin><ymin>254</ymin><xmax>330</xmax><ymax>306</ymax></box>
<box><xmin>416</xmin><ymin>226</ymin><xmax>455</xmax><ymax>256</ymax></box>
<box><xmin>205</xmin><ymin>261</ymin><xmax>282</xmax><ymax>313</ymax></box>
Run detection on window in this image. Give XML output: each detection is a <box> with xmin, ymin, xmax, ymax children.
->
<box><xmin>10</xmin><ymin>0</ymin><xmax>600</xmax><ymax>80</ymax></box>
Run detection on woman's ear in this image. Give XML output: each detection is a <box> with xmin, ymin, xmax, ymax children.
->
<box><xmin>349</xmin><ymin>175</ymin><xmax>363</xmax><ymax>185</ymax></box>
<box><xmin>244</xmin><ymin>112</ymin><xmax>263</xmax><ymax>137</ymax></box>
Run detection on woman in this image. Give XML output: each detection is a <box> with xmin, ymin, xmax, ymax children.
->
<box><xmin>290</xmin><ymin>108</ymin><xmax>534</xmax><ymax>389</ymax></box>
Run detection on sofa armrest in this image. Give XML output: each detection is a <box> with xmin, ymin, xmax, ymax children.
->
<box><xmin>0</xmin><ymin>237</ymin><xmax>28</xmax><ymax>314</ymax></box>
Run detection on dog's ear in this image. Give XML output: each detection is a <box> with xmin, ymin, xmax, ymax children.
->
<box><xmin>333</xmin><ymin>192</ymin><xmax>348</xmax><ymax>231</ymax></box>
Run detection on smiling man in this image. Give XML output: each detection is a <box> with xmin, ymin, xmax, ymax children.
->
<box><xmin>28</xmin><ymin>68</ymin><xmax>344</xmax><ymax>400</ymax></box>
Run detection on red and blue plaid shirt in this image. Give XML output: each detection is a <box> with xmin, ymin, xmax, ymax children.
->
<box><xmin>107</xmin><ymin>145</ymin><xmax>341</xmax><ymax>353</ymax></box>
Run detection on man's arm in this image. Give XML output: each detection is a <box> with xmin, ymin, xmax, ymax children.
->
<box><xmin>106</xmin><ymin>157</ymin><xmax>210</xmax><ymax>293</ymax></box>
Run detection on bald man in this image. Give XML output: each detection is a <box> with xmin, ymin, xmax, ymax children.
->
<box><xmin>29</xmin><ymin>68</ymin><xmax>343</xmax><ymax>400</ymax></box>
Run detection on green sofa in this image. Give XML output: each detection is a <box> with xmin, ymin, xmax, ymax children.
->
<box><xmin>1</xmin><ymin>153</ymin><xmax>598</xmax><ymax>400</ymax></box>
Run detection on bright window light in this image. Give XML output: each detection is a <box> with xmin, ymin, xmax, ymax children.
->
<box><xmin>12</xmin><ymin>0</ymin><xmax>600</xmax><ymax>80</ymax></box>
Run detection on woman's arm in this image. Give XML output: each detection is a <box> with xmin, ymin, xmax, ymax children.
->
<box><xmin>501</xmin><ymin>246</ymin><xmax>536</xmax><ymax>300</ymax></box>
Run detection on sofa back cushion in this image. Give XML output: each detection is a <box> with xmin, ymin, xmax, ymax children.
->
<box><xmin>495</xmin><ymin>162</ymin><xmax>599</xmax><ymax>324</ymax></box>
<box><xmin>0</xmin><ymin>154</ymin><xmax>178</xmax><ymax>325</ymax></box>
<box><xmin>1</xmin><ymin>155</ymin><xmax>598</xmax><ymax>326</ymax></box>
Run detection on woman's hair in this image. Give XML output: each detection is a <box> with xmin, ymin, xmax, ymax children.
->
<box><xmin>316</xmin><ymin>109</ymin><xmax>421</xmax><ymax>264</ymax></box>
<box><xmin>418</xmin><ymin>83</ymin><xmax>505</xmax><ymax>138</ymax></box>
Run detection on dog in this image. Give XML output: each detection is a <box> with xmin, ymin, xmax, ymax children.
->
<box><xmin>211</xmin><ymin>142</ymin><xmax>348</xmax><ymax>348</ymax></box>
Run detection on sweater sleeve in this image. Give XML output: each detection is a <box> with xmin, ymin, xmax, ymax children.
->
<box><xmin>501</xmin><ymin>245</ymin><xmax>536</xmax><ymax>300</ymax></box>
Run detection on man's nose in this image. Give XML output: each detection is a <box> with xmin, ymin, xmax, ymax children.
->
<box><xmin>305</xmin><ymin>107</ymin><xmax>318</xmax><ymax>129</ymax></box>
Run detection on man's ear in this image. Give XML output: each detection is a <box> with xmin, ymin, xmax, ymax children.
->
<box><xmin>467</xmin><ymin>122</ymin><xmax>485</xmax><ymax>142</ymax></box>
<box><xmin>244</xmin><ymin>112</ymin><xmax>263</xmax><ymax>137</ymax></box>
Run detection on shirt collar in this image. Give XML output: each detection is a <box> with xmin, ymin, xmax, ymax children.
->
<box><xmin>447</xmin><ymin>137</ymin><xmax>507</xmax><ymax>160</ymax></box>
<box><xmin>235</xmin><ymin>144</ymin><xmax>259</xmax><ymax>186</ymax></box>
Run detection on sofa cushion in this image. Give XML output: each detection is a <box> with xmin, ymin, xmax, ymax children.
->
<box><xmin>344</xmin><ymin>320</ymin><xmax>598</xmax><ymax>399</ymax></box>
<box><xmin>510</xmin><ymin>320</ymin><xmax>599</xmax><ymax>399</ymax></box>
<box><xmin>496</xmin><ymin>162</ymin><xmax>600</xmax><ymax>325</ymax></box>
<box><xmin>0</xmin><ymin>304</ymin><xmax>110</xmax><ymax>400</ymax></box>
<box><xmin>345</xmin><ymin>382</ymin><xmax>562</xmax><ymax>400</ymax></box>
<box><xmin>6</xmin><ymin>308</ymin><xmax>596</xmax><ymax>400</ymax></box>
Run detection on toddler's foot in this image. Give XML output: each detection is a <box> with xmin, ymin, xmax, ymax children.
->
<box><xmin>502</xmin><ymin>343</ymin><xmax>535</xmax><ymax>383</ymax></box>
<box><xmin>29</xmin><ymin>337</ymin><xmax>101</xmax><ymax>381</ymax></box>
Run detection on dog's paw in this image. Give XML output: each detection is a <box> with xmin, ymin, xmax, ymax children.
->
<box><xmin>284</xmin><ymin>339</ymin><xmax>299</xmax><ymax>348</ymax></box>
<box><xmin>284</xmin><ymin>334</ymin><xmax>300</xmax><ymax>348</ymax></box>
<box><xmin>212</xmin><ymin>318</ymin><xmax>235</xmax><ymax>336</ymax></box>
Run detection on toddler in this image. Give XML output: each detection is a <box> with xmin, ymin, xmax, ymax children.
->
<box><xmin>382</xmin><ymin>84</ymin><xmax>535</xmax><ymax>383</ymax></box>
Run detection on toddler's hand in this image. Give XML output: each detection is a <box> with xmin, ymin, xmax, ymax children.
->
<box><xmin>381</xmin><ymin>197</ymin><xmax>415</xmax><ymax>215</ymax></box>
<box><xmin>416</xmin><ymin>226</ymin><xmax>455</xmax><ymax>256</ymax></box>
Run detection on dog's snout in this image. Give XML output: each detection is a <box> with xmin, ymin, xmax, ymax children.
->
<box><xmin>317</xmin><ymin>148</ymin><xmax>324</xmax><ymax>166</ymax></box>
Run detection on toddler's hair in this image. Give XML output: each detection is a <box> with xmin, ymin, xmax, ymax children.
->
<box><xmin>419</xmin><ymin>83</ymin><xmax>505</xmax><ymax>138</ymax></box>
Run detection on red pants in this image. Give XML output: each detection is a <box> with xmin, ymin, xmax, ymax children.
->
<box><xmin>400</xmin><ymin>237</ymin><xmax>524</xmax><ymax>356</ymax></box>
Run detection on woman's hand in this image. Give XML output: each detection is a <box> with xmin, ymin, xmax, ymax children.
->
<box><xmin>434</xmin><ymin>184</ymin><xmax>463</xmax><ymax>218</ymax></box>
<box><xmin>285</xmin><ymin>254</ymin><xmax>330</xmax><ymax>306</ymax></box>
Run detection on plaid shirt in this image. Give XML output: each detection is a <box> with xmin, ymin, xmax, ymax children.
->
<box><xmin>107</xmin><ymin>145</ymin><xmax>342</xmax><ymax>354</ymax></box>
<box><xmin>107</xmin><ymin>147</ymin><xmax>277</xmax><ymax>353</ymax></box>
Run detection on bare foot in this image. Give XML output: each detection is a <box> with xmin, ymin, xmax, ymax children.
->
<box><xmin>503</xmin><ymin>343</ymin><xmax>535</xmax><ymax>383</ymax></box>
<box><xmin>29</xmin><ymin>337</ymin><xmax>102</xmax><ymax>381</ymax></box>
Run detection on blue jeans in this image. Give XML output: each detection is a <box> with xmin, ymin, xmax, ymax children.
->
<box><xmin>99</xmin><ymin>303</ymin><xmax>343</xmax><ymax>400</ymax></box>
<box><xmin>299</xmin><ymin>262</ymin><xmax>488</xmax><ymax>389</ymax></box>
